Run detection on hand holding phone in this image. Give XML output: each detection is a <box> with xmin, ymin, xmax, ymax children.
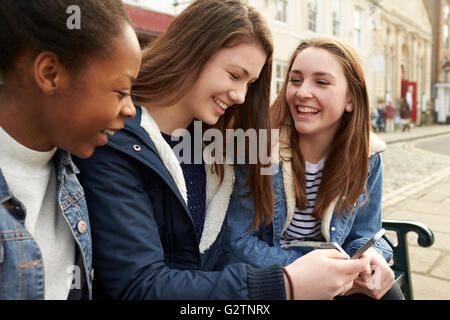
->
<box><xmin>318</xmin><ymin>242</ymin><xmax>349</xmax><ymax>258</ymax></box>
<box><xmin>351</xmin><ymin>228</ymin><xmax>386</xmax><ymax>259</ymax></box>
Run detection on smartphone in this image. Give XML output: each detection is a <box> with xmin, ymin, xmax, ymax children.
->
<box><xmin>284</xmin><ymin>241</ymin><xmax>349</xmax><ymax>258</ymax></box>
<box><xmin>319</xmin><ymin>242</ymin><xmax>350</xmax><ymax>259</ymax></box>
<box><xmin>351</xmin><ymin>228</ymin><xmax>386</xmax><ymax>259</ymax></box>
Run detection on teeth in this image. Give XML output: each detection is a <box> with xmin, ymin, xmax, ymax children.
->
<box><xmin>103</xmin><ymin>129</ymin><xmax>116</xmax><ymax>136</ymax></box>
<box><xmin>297</xmin><ymin>106</ymin><xmax>319</xmax><ymax>113</ymax></box>
<box><xmin>214</xmin><ymin>98</ymin><xmax>229</xmax><ymax>110</ymax></box>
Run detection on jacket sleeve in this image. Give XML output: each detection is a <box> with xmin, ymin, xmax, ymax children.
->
<box><xmin>74</xmin><ymin>146</ymin><xmax>285</xmax><ymax>300</ymax></box>
<box><xmin>225</xmin><ymin>165</ymin><xmax>303</xmax><ymax>268</ymax></box>
<box><xmin>342</xmin><ymin>153</ymin><xmax>393</xmax><ymax>262</ymax></box>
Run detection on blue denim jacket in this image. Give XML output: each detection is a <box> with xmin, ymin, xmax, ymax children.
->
<box><xmin>226</xmin><ymin>139</ymin><xmax>392</xmax><ymax>268</ymax></box>
<box><xmin>0</xmin><ymin>150</ymin><xmax>92</xmax><ymax>300</ymax></box>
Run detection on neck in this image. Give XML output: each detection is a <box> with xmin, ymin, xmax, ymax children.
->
<box><xmin>0</xmin><ymin>89</ymin><xmax>53</xmax><ymax>152</ymax></box>
<box><xmin>142</xmin><ymin>102</ymin><xmax>193</xmax><ymax>136</ymax></box>
<box><xmin>298</xmin><ymin>132</ymin><xmax>334</xmax><ymax>164</ymax></box>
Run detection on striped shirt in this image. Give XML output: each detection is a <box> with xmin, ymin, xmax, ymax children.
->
<box><xmin>280</xmin><ymin>159</ymin><xmax>325</xmax><ymax>248</ymax></box>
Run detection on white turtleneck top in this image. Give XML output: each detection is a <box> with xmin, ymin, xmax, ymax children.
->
<box><xmin>0</xmin><ymin>125</ymin><xmax>75</xmax><ymax>299</ymax></box>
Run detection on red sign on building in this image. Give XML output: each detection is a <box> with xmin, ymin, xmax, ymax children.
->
<box><xmin>124</xmin><ymin>5</ymin><xmax>174</xmax><ymax>44</ymax></box>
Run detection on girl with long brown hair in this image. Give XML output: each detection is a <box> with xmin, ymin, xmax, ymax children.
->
<box><xmin>227</xmin><ymin>37</ymin><xmax>404</xmax><ymax>299</ymax></box>
<box><xmin>70</xmin><ymin>0</ymin><xmax>326</xmax><ymax>300</ymax></box>
<box><xmin>74</xmin><ymin>1</ymin><xmax>371</xmax><ymax>300</ymax></box>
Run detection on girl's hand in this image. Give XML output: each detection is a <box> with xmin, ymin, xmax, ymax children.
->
<box><xmin>284</xmin><ymin>249</ymin><xmax>371</xmax><ymax>300</ymax></box>
<box><xmin>345</xmin><ymin>248</ymin><xmax>395</xmax><ymax>299</ymax></box>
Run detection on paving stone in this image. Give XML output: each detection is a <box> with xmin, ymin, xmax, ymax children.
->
<box><xmin>408</xmin><ymin>246</ymin><xmax>442</xmax><ymax>273</ymax></box>
<box><xmin>399</xmin><ymin>200</ymin><xmax>450</xmax><ymax>216</ymax></box>
<box><xmin>418</xmin><ymin>190</ymin><xmax>450</xmax><ymax>203</ymax></box>
<box><xmin>411</xmin><ymin>273</ymin><xmax>450</xmax><ymax>300</ymax></box>
<box><xmin>442</xmin><ymin>198</ymin><xmax>450</xmax><ymax>207</ymax></box>
<box><xmin>382</xmin><ymin>210</ymin><xmax>450</xmax><ymax>234</ymax></box>
<box><xmin>430</xmin><ymin>256</ymin><xmax>450</xmax><ymax>281</ymax></box>
<box><xmin>373</xmin><ymin>130</ymin><xmax>450</xmax><ymax>299</ymax></box>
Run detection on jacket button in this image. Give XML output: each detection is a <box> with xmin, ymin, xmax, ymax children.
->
<box><xmin>133</xmin><ymin>144</ymin><xmax>141</xmax><ymax>152</ymax></box>
<box><xmin>331</xmin><ymin>226</ymin><xmax>336</xmax><ymax>232</ymax></box>
<box><xmin>77</xmin><ymin>220</ymin><xmax>87</xmax><ymax>234</ymax></box>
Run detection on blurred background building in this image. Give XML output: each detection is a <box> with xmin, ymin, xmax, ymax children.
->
<box><xmin>2</xmin><ymin>0</ymin><xmax>447</xmax><ymax>125</ymax></box>
<box><xmin>425</xmin><ymin>0</ymin><xmax>450</xmax><ymax>123</ymax></box>
<box><xmin>123</xmin><ymin>0</ymin><xmax>449</xmax><ymax>125</ymax></box>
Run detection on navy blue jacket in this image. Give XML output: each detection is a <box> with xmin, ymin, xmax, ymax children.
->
<box><xmin>74</xmin><ymin>107</ymin><xmax>285</xmax><ymax>300</ymax></box>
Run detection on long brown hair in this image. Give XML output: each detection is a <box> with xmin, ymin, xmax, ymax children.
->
<box><xmin>132</xmin><ymin>0</ymin><xmax>274</xmax><ymax>228</ymax></box>
<box><xmin>272</xmin><ymin>37</ymin><xmax>370</xmax><ymax>219</ymax></box>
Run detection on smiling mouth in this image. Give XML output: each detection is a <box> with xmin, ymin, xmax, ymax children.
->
<box><xmin>296</xmin><ymin>106</ymin><xmax>320</xmax><ymax>115</ymax></box>
<box><xmin>214</xmin><ymin>97</ymin><xmax>231</xmax><ymax>111</ymax></box>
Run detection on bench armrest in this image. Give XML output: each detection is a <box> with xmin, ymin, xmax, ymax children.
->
<box><xmin>381</xmin><ymin>219</ymin><xmax>435</xmax><ymax>300</ymax></box>
<box><xmin>382</xmin><ymin>219</ymin><xmax>435</xmax><ymax>248</ymax></box>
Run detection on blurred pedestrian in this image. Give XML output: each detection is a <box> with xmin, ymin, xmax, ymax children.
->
<box><xmin>400</xmin><ymin>98</ymin><xmax>411</xmax><ymax>132</ymax></box>
<box><xmin>384</xmin><ymin>100</ymin><xmax>397</xmax><ymax>133</ymax></box>
<box><xmin>371</xmin><ymin>108</ymin><xmax>378</xmax><ymax>131</ymax></box>
<box><xmin>376</xmin><ymin>105</ymin><xmax>385</xmax><ymax>132</ymax></box>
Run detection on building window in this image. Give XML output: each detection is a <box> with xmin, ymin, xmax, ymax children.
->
<box><xmin>275</xmin><ymin>61</ymin><xmax>288</xmax><ymax>95</ymax></box>
<box><xmin>444</xmin><ymin>5</ymin><xmax>449</xmax><ymax>20</ymax></box>
<box><xmin>332</xmin><ymin>0</ymin><xmax>342</xmax><ymax>37</ymax></box>
<box><xmin>307</xmin><ymin>0</ymin><xmax>318</xmax><ymax>32</ymax></box>
<box><xmin>353</xmin><ymin>7</ymin><xmax>362</xmax><ymax>47</ymax></box>
<box><xmin>275</xmin><ymin>0</ymin><xmax>288</xmax><ymax>23</ymax></box>
<box><xmin>444</xmin><ymin>24</ymin><xmax>449</xmax><ymax>48</ymax></box>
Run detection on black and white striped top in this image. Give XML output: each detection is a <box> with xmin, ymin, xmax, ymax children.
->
<box><xmin>280</xmin><ymin>159</ymin><xmax>325</xmax><ymax>248</ymax></box>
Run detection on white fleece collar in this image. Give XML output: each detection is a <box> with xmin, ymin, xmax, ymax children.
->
<box><xmin>280</xmin><ymin>131</ymin><xmax>386</xmax><ymax>240</ymax></box>
<box><xmin>140</xmin><ymin>107</ymin><xmax>234</xmax><ymax>253</ymax></box>
<box><xmin>140</xmin><ymin>108</ymin><xmax>188</xmax><ymax>204</ymax></box>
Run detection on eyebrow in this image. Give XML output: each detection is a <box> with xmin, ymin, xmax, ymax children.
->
<box><xmin>119</xmin><ymin>73</ymin><xmax>136</xmax><ymax>83</ymax></box>
<box><xmin>228</xmin><ymin>64</ymin><xmax>250</xmax><ymax>77</ymax></box>
<box><xmin>290</xmin><ymin>69</ymin><xmax>336</xmax><ymax>79</ymax></box>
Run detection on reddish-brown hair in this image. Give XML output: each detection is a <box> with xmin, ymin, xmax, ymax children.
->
<box><xmin>132</xmin><ymin>0</ymin><xmax>274</xmax><ymax>228</ymax></box>
<box><xmin>271</xmin><ymin>37</ymin><xmax>370</xmax><ymax>218</ymax></box>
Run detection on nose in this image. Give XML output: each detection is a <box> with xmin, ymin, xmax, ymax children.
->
<box><xmin>121</xmin><ymin>96</ymin><xmax>136</xmax><ymax>118</ymax></box>
<box><xmin>296</xmin><ymin>80</ymin><xmax>313</xmax><ymax>99</ymax></box>
<box><xmin>228</xmin><ymin>84</ymin><xmax>247</xmax><ymax>105</ymax></box>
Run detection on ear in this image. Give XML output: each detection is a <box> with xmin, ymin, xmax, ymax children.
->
<box><xmin>345</xmin><ymin>99</ymin><xmax>353</xmax><ymax>112</ymax></box>
<box><xmin>33</xmin><ymin>51</ymin><xmax>68</xmax><ymax>95</ymax></box>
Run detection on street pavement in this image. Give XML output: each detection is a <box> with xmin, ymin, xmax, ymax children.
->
<box><xmin>376</xmin><ymin>124</ymin><xmax>450</xmax><ymax>300</ymax></box>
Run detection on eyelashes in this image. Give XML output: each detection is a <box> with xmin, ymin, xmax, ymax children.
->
<box><xmin>229</xmin><ymin>72</ymin><xmax>256</xmax><ymax>87</ymax></box>
<box><xmin>288</xmin><ymin>78</ymin><xmax>330</xmax><ymax>86</ymax></box>
<box><xmin>116</xmin><ymin>91</ymin><xmax>131</xmax><ymax>98</ymax></box>
<box><xmin>229</xmin><ymin>72</ymin><xmax>239</xmax><ymax>80</ymax></box>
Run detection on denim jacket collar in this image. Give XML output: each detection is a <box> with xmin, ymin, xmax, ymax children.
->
<box><xmin>279</xmin><ymin>132</ymin><xmax>386</xmax><ymax>239</ymax></box>
<box><xmin>1</xmin><ymin>149</ymin><xmax>78</xmax><ymax>197</ymax></box>
<box><xmin>0</xmin><ymin>167</ymin><xmax>11</xmax><ymax>202</ymax></box>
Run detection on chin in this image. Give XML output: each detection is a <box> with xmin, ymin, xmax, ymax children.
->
<box><xmin>71</xmin><ymin>147</ymin><xmax>95</xmax><ymax>159</ymax></box>
<box><xmin>201</xmin><ymin>115</ymin><xmax>221</xmax><ymax>126</ymax></box>
<box><xmin>294</xmin><ymin>123</ymin><xmax>316</xmax><ymax>136</ymax></box>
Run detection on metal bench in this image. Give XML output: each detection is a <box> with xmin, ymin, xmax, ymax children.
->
<box><xmin>382</xmin><ymin>219</ymin><xmax>435</xmax><ymax>300</ymax></box>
